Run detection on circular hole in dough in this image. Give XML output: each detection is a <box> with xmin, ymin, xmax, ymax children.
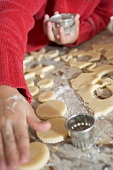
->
<box><xmin>19</xmin><ymin>142</ymin><xmax>50</xmax><ymax>170</ymax></box>
<box><xmin>38</xmin><ymin>91</ymin><xmax>56</xmax><ymax>103</ymax></box>
<box><xmin>102</xmin><ymin>72</ymin><xmax>113</xmax><ymax>79</ymax></box>
<box><xmin>36</xmin><ymin>100</ymin><xmax>67</xmax><ymax>120</ymax></box>
<box><xmin>28</xmin><ymin>86</ymin><xmax>39</xmax><ymax>96</ymax></box>
<box><xmin>37</xmin><ymin>79</ymin><xmax>54</xmax><ymax>89</ymax></box>
<box><xmin>36</xmin><ymin>117</ymin><xmax>68</xmax><ymax>143</ymax></box>
<box><xmin>94</xmin><ymin>87</ymin><xmax>112</xmax><ymax>99</ymax></box>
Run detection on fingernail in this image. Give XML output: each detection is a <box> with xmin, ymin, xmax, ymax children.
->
<box><xmin>77</xmin><ymin>14</ymin><xmax>80</xmax><ymax>19</ymax></box>
<box><xmin>20</xmin><ymin>155</ymin><xmax>29</xmax><ymax>164</ymax></box>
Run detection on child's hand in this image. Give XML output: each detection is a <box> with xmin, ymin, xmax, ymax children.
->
<box><xmin>0</xmin><ymin>85</ymin><xmax>51</xmax><ymax>170</ymax></box>
<box><xmin>43</xmin><ymin>13</ymin><xmax>80</xmax><ymax>45</ymax></box>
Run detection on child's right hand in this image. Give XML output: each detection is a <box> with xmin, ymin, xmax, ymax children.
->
<box><xmin>43</xmin><ymin>13</ymin><xmax>80</xmax><ymax>45</ymax></box>
<box><xmin>0</xmin><ymin>85</ymin><xmax>51</xmax><ymax>170</ymax></box>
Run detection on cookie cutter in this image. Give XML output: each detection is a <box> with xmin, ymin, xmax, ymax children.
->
<box><xmin>66</xmin><ymin>113</ymin><xmax>95</xmax><ymax>151</ymax></box>
<box><xmin>49</xmin><ymin>13</ymin><xmax>76</xmax><ymax>35</ymax></box>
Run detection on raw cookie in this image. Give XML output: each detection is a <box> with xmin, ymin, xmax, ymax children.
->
<box><xmin>23</xmin><ymin>55</ymin><xmax>34</xmax><ymax>64</ymax></box>
<box><xmin>38</xmin><ymin>91</ymin><xmax>56</xmax><ymax>103</ymax></box>
<box><xmin>36</xmin><ymin>100</ymin><xmax>67</xmax><ymax>120</ymax></box>
<box><xmin>28</xmin><ymin>86</ymin><xmax>39</xmax><ymax>96</ymax></box>
<box><xmin>45</xmin><ymin>49</ymin><xmax>59</xmax><ymax>59</ymax></box>
<box><xmin>36</xmin><ymin>117</ymin><xmax>68</xmax><ymax>143</ymax></box>
<box><xmin>35</xmin><ymin>65</ymin><xmax>55</xmax><ymax>76</ymax></box>
<box><xmin>69</xmin><ymin>59</ymin><xmax>92</xmax><ymax>69</ymax></box>
<box><xmin>24</xmin><ymin>72</ymin><xmax>35</xmax><ymax>80</ymax></box>
<box><xmin>19</xmin><ymin>142</ymin><xmax>50</xmax><ymax>170</ymax></box>
<box><xmin>104</xmin><ymin>50</ymin><xmax>113</xmax><ymax>60</ymax></box>
<box><xmin>26</xmin><ymin>79</ymin><xmax>34</xmax><ymax>87</ymax></box>
<box><xmin>37</xmin><ymin>78</ymin><xmax>54</xmax><ymax>89</ymax></box>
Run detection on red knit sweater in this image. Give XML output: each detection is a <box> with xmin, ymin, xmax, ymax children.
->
<box><xmin>0</xmin><ymin>0</ymin><xmax>113</xmax><ymax>102</ymax></box>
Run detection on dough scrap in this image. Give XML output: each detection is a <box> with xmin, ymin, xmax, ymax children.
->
<box><xmin>36</xmin><ymin>117</ymin><xmax>68</xmax><ymax>143</ymax></box>
<box><xmin>36</xmin><ymin>100</ymin><xmax>67</xmax><ymax>120</ymax></box>
<box><xmin>26</xmin><ymin>64</ymin><xmax>42</xmax><ymax>73</ymax></box>
<box><xmin>26</xmin><ymin>79</ymin><xmax>34</xmax><ymax>87</ymax></box>
<box><xmin>78</xmin><ymin>84</ymin><xmax>113</xmax><ymax>117</ymax></box>
<box><xmin>24</xmin><ymin>72</ymin><xmax>35</xmax><ymax>80</ymax></box>
<box><xmin>37</xmin><ymin>78</ymin><xmax>54</xmax><ymax>89</ymax></box>
<box><xmin>45</xmin><ymin>49</ymin><xmax>59</xmax><ymax>59</ymax></box>
<box><xmin>35</xmin><ymin>65</ymin><xmax>55</xmax><ymax>76</ymax></box>
<box><xmin>71</xmin><ymin>65</ymin><xmax>113</xmax><ymax>117</ymax></box>
<box><xmin>38</xmin><ymin>91</ymin><xmax>56</xmax><ymax>103</ymax></box>
<box><xmin>23</xmin><ymin>55</ymin><xmax>34</xmax><ymax>65</ymax></box>
<box><xmin>71</xmin><ymin>73</ymin><xmax>100</xmax><ymax>90</ymax></box>
<box><xmin>28</xmin><ymin>86</ymin><xmax>39</xmax><ymax>96</ymax></box>
<box><xmin>19</xmin><ymin>142</ymin><xmax>50</xmax><ymax>170</ymax></box>
<box><xmin>104</xmin><ymin>50</ymin><xmax>113</xmax><ymax>60</ymax></box>
<box><xmin>69</xmin><ymin>60</ymin><xmax>92</xmax><ymax>69</ymax></box>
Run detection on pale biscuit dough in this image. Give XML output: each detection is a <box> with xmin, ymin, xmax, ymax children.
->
<box><xmin>69</xmin><ymin>59</ymin><xmax>92</xmax><ymax>69</ymax></box>
<box><xmin>23</xmin><ymin>55</ymin><xmax>34</xmax><ymax>65</ymax></box>
<box><xmin>26</xmin><ymin>79</ymin><xmax>34</xmax><ymax>87</ymax></box>
<box><xmin>92</xmin><ymin>43</ymin><xmax>113</xmax><ymax>52</ymax></box>
<box><xmin>37</xmin><ymin>79</ymin><xmax>54</xmax><ymax>89</ymax></box>
<box><xmin>78</xmin><ymin>84</ymin><xmax>113</xmax><ymax>117</ymax></box>
<box><xmin>71</xmin><ymin>73</ymin><xmax>100</xmax><ymax>90</ymax></box>
<box><xmin>38</xmin><ymin>91</ymin><xmax>56</xmax><ymax>103</ymax></box>
<box><xmin>35</xmin><ymin>65</ymin><xmax>55</xmax><ymax>76</ymax></box>
<box><xmin>36</xmin><ymin>100</ymin><xmax>67</xmax><ymax>120</ymax></box>
<box><xmin>71</xmin><ymin>65</ymin><xmax>113</xmax><ymax>117</ymax></box>
<box><xmin>92</xmin><ymin>65</ymin><xmax>113</xmax><ymax>76</ymax></box>
<box><xmin>24</xmin><ymin>72</ymin><xmax>35</xmax><ymax>80</ymax></box>
<box><xmin>87</xmin><ymin>50</ymin><xmax>101</xmax><ymax>62</ymax></box>
<box><xmin>28</xmin><ymin>86</ymin><xmax>39</xmax><ymax>96</ymax></box>
<box><xmin>87</xmin><ymin>63</ymin><xmax>97</xmax><ymax>71</ymax></box>
<box><xmin>104</xmin><ymin>50</ymin><xmax>113</xmax><ymax>60</ymax></box>
<box><xmin>19</xmin><ymin>142</ymin><xmax>50</xmax><ymax>170</ymax></box>
<box><xmin>68</xmin><ymin>48</ymin><xmax>78</xmax><ymax>54</ymax></box>
<box><xmin>26</xmin><ymin>64</ymin><xmax>42</xmax><ymax>73</ymax></box>
<box><xmin>53</xmin><ymin>56</ymin><xmax>61</xmax><ymax>62</ymax></box>
<box><xmin>60</xmin><ymin>54</ymin><xmax>73</xmax><ymax>63</ymax></box>
<box><xmin>36</xmin><ymin>117</ymin><xmax>68</xmax><ymax>143</ymax></box>
<box><xmin>45</xmin><ymin>49</ymin><xmax>59</xmax><ymax>59</ymax></box>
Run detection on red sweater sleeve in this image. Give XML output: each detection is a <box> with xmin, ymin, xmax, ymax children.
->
<box><xmin>75</xmin><ymin>0</ymin><xmax>113</xmax><ymax>46</ymax></box>
<box><xmin>0</xmin><ymin>0</ymin><xmax>45</xmax><ymax>102</ymax></box>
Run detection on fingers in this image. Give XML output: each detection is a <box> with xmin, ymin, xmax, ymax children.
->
<box><xmin>1</xmin><ymin>119</ymin><xmax>19</xmax><ymax>170</ymax></box>
<box><xmin>58</xmin><ymin>27</ymin><xmax>66</xmax><ymax>44</ymax></box>
<box><xmin>14</xmin><ymin>121</ymin><xmax>30</xmax><ymax>165</ymax></box>
<box><xmin>43</xmin><ymin>14</ymin><xmax>49</xmax><ymax>34</ymax></box>
<box><xmin>46</xmin><ymin>21</ymin><xmax>55</xmax><ymax>41</ymax></box>
<box><xmin>75</xmin><ymin>14</ymin><xmax>80</xmax><ymax>31</ymax></box>
<box><xmin>0</xmin><ymin>132</ymin><xmax>6</xmax><ymax>170</ymax></box>
<box><xmin>43</xmin><ymin>14</ymin><xmax>55</xmax><ymax>41</ymax></box>
<box><xmin>27</xmin><ymin>106</ymin><xmax>51</xmax><ymax>131</ymax></box>
<box><xmin>54</xmin><ymin>11</ymin><xmax>59</xmax><ymax>15</ymax></box>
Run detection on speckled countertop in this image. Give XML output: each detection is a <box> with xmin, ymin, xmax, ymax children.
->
<box><xmin>29</xmin><ymin>29</ymin><xmax>113</xmax><ymax>170</ymax></box>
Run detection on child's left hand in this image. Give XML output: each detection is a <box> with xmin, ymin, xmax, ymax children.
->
<box><xmin>43</xmin><ymin>13</ymin><xmax>80</xmax><ymax>45</ymax></box>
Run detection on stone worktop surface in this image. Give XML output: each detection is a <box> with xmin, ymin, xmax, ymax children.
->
<box><xmin>28</xmin><ymin>29</ymin><xmax>113</xmax><ymax>170</ymax></box>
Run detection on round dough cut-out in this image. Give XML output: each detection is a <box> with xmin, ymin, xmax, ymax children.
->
<box><xmin>36</xmin><ymin>100</ymin><xmax>67</xmax><ymax>120</ymax></box>
<box><xmin>36</xmin><ymin>117</ymin><xmax>68</xmax><ymax>143</ymax></box>
<box><xmin>28</xmin><ymin>86</ymin><xmax>39</xmax><ymax>96</ymax></box>
<box><xmin>38</xmin><ymin>91</ymin><xmax>56</xmax><ymax>102</ymax></box>
<box><xmin>37</xmin><ymin>78</ymin><xmax>54</xmax><ymax>89</ymax></box>
<box><xmin>19</xmin><ymin>142</ymin><xmax>50</xmax><ymax>170</ymax></box>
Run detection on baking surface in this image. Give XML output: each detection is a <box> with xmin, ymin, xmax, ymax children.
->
<box><xmin>28</xmin><ymin>29</ymin><xmax>113</xmax><ymax>170</ymax></box>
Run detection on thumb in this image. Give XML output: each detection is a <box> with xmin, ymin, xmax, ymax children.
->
<box><xmin>27</xmin><ymin>107</ymin><xmax>51</xmax><ymax>131</ymax></box>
